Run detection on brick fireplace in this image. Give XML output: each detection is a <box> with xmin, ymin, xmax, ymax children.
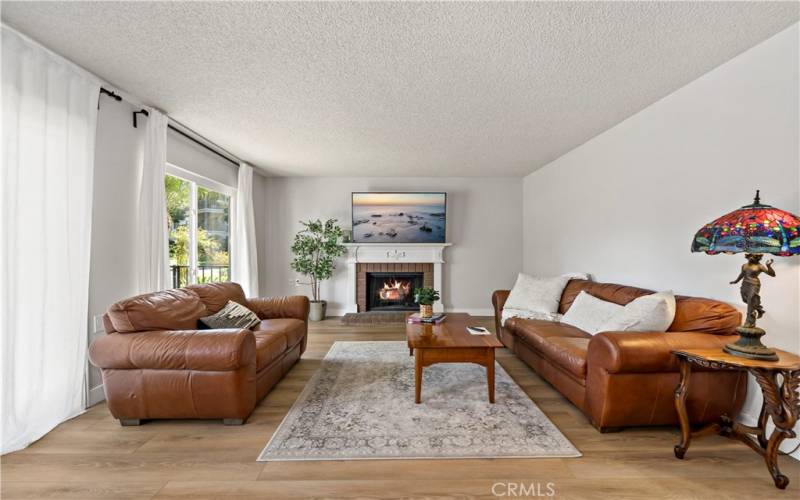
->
<box><xmin>357</xmin><ymin>263</ymin><xmax>433</xmax><ymax>312</ymax></box>
<box><xmin>342</xmin><ymin>243</ymin><xmax>451</xmax><ymax>314</ymax></box>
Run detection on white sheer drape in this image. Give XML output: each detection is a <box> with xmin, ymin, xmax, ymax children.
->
<box><xmin>1</xmin><ymin>27</ymin><xmax>100</xmax><ymax>454</ymax></box>
<box><xmin>135</xmin><ymin>109</ymin><xmax>170</xmax><ymax>292</ymax></box>
<box><xmin>232</xmin><ymin>163</ymin><xmax>259</xmax><ymax>296</ymax></box>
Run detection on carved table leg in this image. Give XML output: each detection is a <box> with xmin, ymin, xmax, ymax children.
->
<box><xmin>756</xmin><ymin>398</ymin><xmax>769</xmax><ymax>449</ymax></box>
<box><xmin>674</xmin><ymin>357</ymin><xmax>692</xmax><ymax>459</ymax></box>
<box><xmin>752</xmin><ymin>369</ymin><xmax>799</xmax><ymax>490</ymax></box>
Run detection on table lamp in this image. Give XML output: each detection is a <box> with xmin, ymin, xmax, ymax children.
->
<box><xmin>691</xmin><ymin>191</ymin><xmax>799</xmax><ymax>361</ymax></box>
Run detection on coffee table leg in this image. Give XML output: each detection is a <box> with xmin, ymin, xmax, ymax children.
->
<box><xmin>487</xmin><ymin>349</ymin><xmax>495</xmax><ymax>404</ymax></box>
<box><xmin>415</xmin><ymin>350</ymin><xmax>423</xmax><ymax>404</ymax></box>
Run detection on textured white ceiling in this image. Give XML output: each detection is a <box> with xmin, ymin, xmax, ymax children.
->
<box><xmin>2</xmin><ymin>2</ymin><xmax>797</xmax><ymax>177</ymax></box>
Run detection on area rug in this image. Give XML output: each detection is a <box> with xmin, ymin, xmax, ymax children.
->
<box><xmin>258</xmin><ymin>341</ymin><xmax>580</xmax><ymax>461</ymax></box>
<box><xmin>340</xmin><ymin>312</ymin><xmax>408</xmax><ymax>325</ymax></box>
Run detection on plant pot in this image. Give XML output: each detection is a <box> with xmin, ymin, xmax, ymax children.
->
<box><xmin>309</xmin><ymin>300</ymin><xmax>327</xmax><ymax>322</ymax></box>
<box><xmin>419</xmin><ymin>304</ymin><xmax>433</xmax><ymax>319</ymax></box>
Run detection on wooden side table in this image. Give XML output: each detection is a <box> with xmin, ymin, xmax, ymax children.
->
<box><xmin>672</xmin><ymin>348</ymin><xmax>800</xmax><ymax>489</ymax></box>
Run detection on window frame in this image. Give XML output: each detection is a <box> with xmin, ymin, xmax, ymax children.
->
<box><xmin>166</xmin><ymin>163</ymin><xmax>236</xmax><ymax>286</ymax></box>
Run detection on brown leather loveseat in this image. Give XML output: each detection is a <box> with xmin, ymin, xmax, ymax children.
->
<box><xmin>89</xmin><ymin>282</ymin><xmax>309</xmax><ymax>426</ymax></box>
<box><xmin>493</xmin><ymin>279</ymin><xmax>747</xmax><ymax>431</ymax></box>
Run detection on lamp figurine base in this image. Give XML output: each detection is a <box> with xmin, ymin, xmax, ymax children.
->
<box><xmin>724</xmin><ymin>326</ymin><xmax>779</xmax><ymax>361</ymax></box>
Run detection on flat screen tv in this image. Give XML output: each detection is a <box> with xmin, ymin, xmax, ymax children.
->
<box><xmin>352</xmin><ymin>192</ymin><xmax>446</xmax><ymax>243</ymax></box>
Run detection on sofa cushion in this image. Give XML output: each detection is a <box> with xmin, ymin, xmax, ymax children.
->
<box><xmin>507</xmin><ymin>318</ymin><xmax>590</xmax><ymax>355</ymax></box>
<box><xmin>253</xmin><ymin>331</ymin><xmax>288</xmax><ymax>369</ymax></box>
<box><xmin>670</xmin><ymin>297</ymin><xmax>740</xmax><ymax>335</ymax></box>
<box><xmin>538</xmin><ymin>337</ymin><xmax>590</xmax><ymax>379</ymax></box>
<box><xmin>253</xmin><ymin>318</ymin><xmax>306</xmax><ymax>349</ymax></box>
<box><xmin>559</xmin><ymin>280</ymin><xmax>740</xmax><ymax>335</ymax></box>
<box><xmin>107</xmin><ymin>288</ymin><xmax>206</xmax><ymax>333</ymax></box>
<box><xmin>187</xmin><ymin>282</ymin><xmax>247</xmax><ymax>315</ymax></box>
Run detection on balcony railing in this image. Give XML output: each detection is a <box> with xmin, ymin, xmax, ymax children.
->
<box><xmin>171</xmin><ymin>265</ymin><xmax>230</xmax><ymax>288</ymax></box>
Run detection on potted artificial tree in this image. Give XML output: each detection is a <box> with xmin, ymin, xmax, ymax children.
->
<box><xmin>290</xmin><ymin>218</ymin><xmax>346</xmax><ymax>321</ymax></box>
<box><xmin>413</xmin><ymin>287</ymin><xmax>440</xmax><ymax>319</ymax></box>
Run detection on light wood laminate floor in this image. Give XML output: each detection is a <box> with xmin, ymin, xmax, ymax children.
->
<box><xmin>2</xmin><ymin>317</ymin><xmax>798</xmax><ymax>499</ymax></box>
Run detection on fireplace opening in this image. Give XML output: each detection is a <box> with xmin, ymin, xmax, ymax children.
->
<box><xmin>366</xmin><ymin>272</ymin><xmax>424</xmax><ymax>311</ymax></box>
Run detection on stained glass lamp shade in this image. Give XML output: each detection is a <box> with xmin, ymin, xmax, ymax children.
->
<box><xmin>691</xmin><ymin>191</ymin><xmax>799</xmax><ymax>361</ymax></box>
<box><xmin>691</xmin><ymin>192</ymin><xmax>800</xmax><ymax>256</ymax></box>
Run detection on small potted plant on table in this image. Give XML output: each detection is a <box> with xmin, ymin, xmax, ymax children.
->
<box><xmin>290</xmin><ymin>218</ymin><xmax>346</xmax><ymax>321</ymax></box>
<box><xmin>413</xmin><ymin>287</ymin><xmax>440</xmax><ymax>319</ymax></box>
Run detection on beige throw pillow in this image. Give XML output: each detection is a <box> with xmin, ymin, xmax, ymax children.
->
<box><xmin>504</xmin><ymin>273</ymin><xmax>570</xmax><ymax>315</ymax></box>
<box><xmin>599</xmin><ymin>291</ymin><xmax>676</xmax><ymax>333</ymax></box>
<box><xmin>561</xmin><ymin>291</ymin><xmax>623</xmax><ymax>335</ymax></box>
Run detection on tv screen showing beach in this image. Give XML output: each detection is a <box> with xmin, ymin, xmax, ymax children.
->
<box><xmin>352</xmin><ymin>192</ymin><xmax>446</xmax><ymax>243</ymax></box>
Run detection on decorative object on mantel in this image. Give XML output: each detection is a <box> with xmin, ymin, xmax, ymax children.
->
<box><xmin>290</xmin><ymin>218</ymin><xmax>346</xmax><ymax>321</ymax></box>
<box><xmin>413</xmin><ymin>287</ymin><xmax>440</xmax><ymax>319</ymax></box>
<box><xmin>691</xmin><ymin>190</ymin><xmax>799</xmax><ymax>361</ymax></box>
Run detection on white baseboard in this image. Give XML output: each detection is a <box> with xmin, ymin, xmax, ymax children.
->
<box><xmin>88</xmin><ymin>384</ymin><xmax>105</xmax><ymax>407</ymax></box>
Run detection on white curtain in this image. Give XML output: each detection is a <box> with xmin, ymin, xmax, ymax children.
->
<box><xmin>135</xmin><ymin>109</ymin><xmax>170</xmax><ymax>292</ymax></box>
<box><xmin>1</xmin><ymin>27</ymin><xmax>100</xmax><ymax>454</ymax></box>
<box><xmin>232</xmin><ymin>163</ymin><xmax>259</xmax><ymax>296</ymax></box>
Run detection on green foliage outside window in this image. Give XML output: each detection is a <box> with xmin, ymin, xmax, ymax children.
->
<box><xmin>165</xmin><ymin>174</ymin><xmax>229</xmax><ymax>268</ymax></box>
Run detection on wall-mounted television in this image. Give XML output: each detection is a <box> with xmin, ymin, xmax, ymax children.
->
<box><xmin>352</xmin><ymin>192</ymin><xmax>446</xmax><ymax>243</ymax></box>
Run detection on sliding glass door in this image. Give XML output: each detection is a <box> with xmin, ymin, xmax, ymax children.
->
<box><xmin>165</xmin><ymin>166</ymin><xmax>234</xmax><ymax>288</ymax></box>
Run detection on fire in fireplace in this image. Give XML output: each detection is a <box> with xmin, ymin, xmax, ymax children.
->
<box><xmin>366</xmin><ymin>272</ymin><xmax>424</xmax><ymax>311</ymax></box>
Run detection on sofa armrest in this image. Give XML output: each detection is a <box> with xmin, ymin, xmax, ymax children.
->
<box><xmin>587</xmin><ymin>331</ymin><xmax>733</xmax><ymax>374</ymax></box>
<box><xmin>492</xmin><ymin>290</ymin><xmax>510</xmax><ymax>332</ymax></box>
<box><xmin>246</xmin><ymin>295</ymin><xmax>310</xmax><ymax>322</ymax></box>
<box><xmin>88</xmin><ymin>329</ymin><xmax>256</xmax><ymax>371</ymax></box>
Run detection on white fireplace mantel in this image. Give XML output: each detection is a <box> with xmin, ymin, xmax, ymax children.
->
<box><xmin>342</xmin><ymin>243</ymin><xmax>452</xmax><ymax>314</ymax></box>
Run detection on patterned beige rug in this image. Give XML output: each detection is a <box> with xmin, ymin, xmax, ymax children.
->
<box><xmin>258</xmin><ymin>341</ymin><xmax>580</xmax><ymax>461</ymax></box>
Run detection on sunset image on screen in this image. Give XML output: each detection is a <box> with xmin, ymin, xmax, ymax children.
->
<box><xmin>352</xmin><ymin>193</ymin><xmax>446</xmax><ymax>243</ymax></box>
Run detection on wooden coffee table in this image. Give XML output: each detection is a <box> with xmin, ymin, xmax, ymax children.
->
<box><xmin>406</xmin><ymin>312</ymin><xmax>503</xmax><ymax>404</ymax></box>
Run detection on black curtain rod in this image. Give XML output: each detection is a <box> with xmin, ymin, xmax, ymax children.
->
<box><xmin>98</xmin><ymin>86</ymin><xmax>239</xmax><ymax>167</ymax></box>
<box><xmin>100</xmin><ymin>87</ymin><xmax>121</xmax><ymax>101</ymax></box>
<box><xmin>167</xmin><ymin>124</ymin><xmax>239</xmax><ymax>167</ymax></box>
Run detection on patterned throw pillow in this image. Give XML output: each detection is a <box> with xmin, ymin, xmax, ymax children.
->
<box><xmin>199</xmin><ymin>300</ymin><xmax>260</xmax><ymax>330</ymax></box>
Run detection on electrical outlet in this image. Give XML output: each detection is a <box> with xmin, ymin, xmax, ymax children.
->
<box><xmin>92</xmin><ymin>315</ymin><xmax>104</xmax><ymax>334</ymax></box>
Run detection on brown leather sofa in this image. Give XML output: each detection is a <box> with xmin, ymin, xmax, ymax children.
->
<box><xmin>492</xmin><ymin>280</ymin><xmax>747</xmax><ymax>431</ymax></box>
<box><xmin>89</xmin><ymin>282</ymin><xmax>309</xmax><ymax>426</ymax></box>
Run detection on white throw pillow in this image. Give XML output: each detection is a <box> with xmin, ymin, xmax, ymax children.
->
<box><xmin>561</xmin><ymin>291</ymin><xmax>623</xmax><ymax>335</ymax></box>
<box><xmin>599</xmin><ymin>291</ymin><xmax>677</xmax><ymax>333</ymax></box>
<box><xmin>504</xmin><ymin>273</ymin><xmax>587</xmax><ymax>315</ymax></box>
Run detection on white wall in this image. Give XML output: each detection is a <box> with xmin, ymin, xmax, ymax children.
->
<box><xmin>522</xmin><ymin>24</ymin><xmax>799</xmax><ymax>456</ymax></box>
<box><xmin>258</xmin><ymin>177</ymin><xmax>523</xmax><ymax>314</ymax></box>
